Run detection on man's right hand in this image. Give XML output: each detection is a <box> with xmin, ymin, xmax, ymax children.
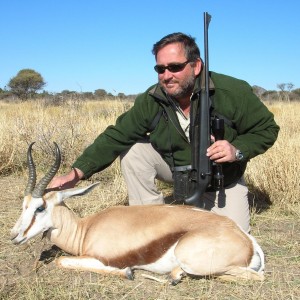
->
<box><xmin>48</xmin><ymin>168</ymin><xmax>84</xmax><ymax>190</ymax></box>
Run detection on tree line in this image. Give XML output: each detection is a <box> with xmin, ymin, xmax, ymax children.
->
<box><xmin>0</xmin><ymin>69</ymin><xmax>138</xmax><ymax>101</ymax></box>
<box><xmin>1</xmin><ymin>68</ymin><xmax>299</xmax><ymax>102</ymax></box>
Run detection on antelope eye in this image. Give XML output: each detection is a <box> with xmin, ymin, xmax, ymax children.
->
<box><xmin>36</xmin><ymin>206</ymin><xmax>45</xmax><ymax>213</ymax></box>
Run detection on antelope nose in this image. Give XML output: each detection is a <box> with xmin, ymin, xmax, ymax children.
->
<box><xmin>10</xmin><ymin>230</ymin><xmax>18</xmax><ymax>241</ymax></box>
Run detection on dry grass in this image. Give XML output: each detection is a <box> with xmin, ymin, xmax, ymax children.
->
<box><xmin>245</xmin><ymin>101</ymin><xmax>300</xmax><ymax>213</ymax></box>
<box><xmin>0</xmin><ymin>98</ymin><xmax>131</xmax><ymax>175</ymax></box>
<box><xmin>0</xmin><ymin>99</ymin><xmax>299</xmax><ymax>299</ymax></box>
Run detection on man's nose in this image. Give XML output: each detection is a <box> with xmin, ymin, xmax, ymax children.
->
<box><xmin>161</xmin><ymin>69</ymin><xmax>173</xmax><ymax>79</ymax></box>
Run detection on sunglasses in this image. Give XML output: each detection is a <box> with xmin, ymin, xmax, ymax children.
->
<box><xmin>154</xmin><ymin>60</ymin><xmax>190</xmax><ymax>74</ymax></box>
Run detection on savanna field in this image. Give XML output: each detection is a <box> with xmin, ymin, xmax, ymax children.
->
<box><xmin>0</xmin><ymin>99</ymin><xmax>299</xmax><ymax>300</ymax></box>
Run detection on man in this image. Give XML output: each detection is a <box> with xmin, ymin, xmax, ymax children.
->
<box><xmin>49</xmin><ymin>33</ymin><xmax>279</xmax><ymax>232</ymax></box>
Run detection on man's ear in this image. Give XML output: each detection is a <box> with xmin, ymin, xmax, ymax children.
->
<box><xmin>194</xmin><ymin>58</ymin><xmax>202</xmax><ymax>76</ymax></box>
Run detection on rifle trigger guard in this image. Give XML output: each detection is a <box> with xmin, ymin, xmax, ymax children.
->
<box><xmin>200</xmin><ymin>172</ymin><xmax>211</xmax><ymax>179</ymax></box>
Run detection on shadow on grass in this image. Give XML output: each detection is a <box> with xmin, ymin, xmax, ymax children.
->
<box><xmin>39</xmin><ymin>245</ymin><xmax>64</xmax><ymax>264</ymax></box>
<box><xmin>164</xmin><ymin>183</ymin><xmax>272</xmax><ymax>214</ymax></box>
<box><xmin>247</xmin><ymin>184</ymin><xmax>272</xmax><ymax>213</ymax></box>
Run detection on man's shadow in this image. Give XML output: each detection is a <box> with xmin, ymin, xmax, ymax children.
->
<box><xmin>247</xmin><ymin>183</ymin><xmax>272</xmax><ymax>213</ymax></box>
<box><xmin>165</xmin><ymin>183</ymin><xmax>272</xmax><ymax>214</ymax></box>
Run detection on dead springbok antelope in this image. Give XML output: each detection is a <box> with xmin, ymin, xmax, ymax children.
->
<box><xmin>11</xmin><ymin>143</ymin><xmax>265</xmax><ymax>284</ymax></box>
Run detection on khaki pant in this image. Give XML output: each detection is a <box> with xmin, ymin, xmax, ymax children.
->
<box><xmin>120</xmin><ymin>142</ymin><xmax>250</xmax><ymax>233</ymax></box>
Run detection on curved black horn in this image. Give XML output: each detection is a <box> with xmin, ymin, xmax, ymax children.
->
<box><xmin>32</xmin><ymin>142</ymin><xmax>61</xmax><ymax>198</ymax></box>
<box><xmin>24</xmin><ymin>142</ymin><xmax>37</xmax><ymax>196</ymax></box>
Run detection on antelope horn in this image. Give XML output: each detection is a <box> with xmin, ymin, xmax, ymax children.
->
<box><xmin>24</xmin><ymin>142</ymin><xmax>37</xmax><ymax>196</ymax></box>
<box><xmin>32</xmin><ymin>142</ymin><xmax>61</xmax><ymax>198</ymax></box>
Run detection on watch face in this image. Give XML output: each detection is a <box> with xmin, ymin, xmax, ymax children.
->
<box><xmin>236</xmin><ymin>150</ymin><xmax>243</xmax><ymax>161</ymax></box>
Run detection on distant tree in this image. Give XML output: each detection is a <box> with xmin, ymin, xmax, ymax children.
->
<box><xmin>94</xmin><ymin>89</ymin><xmax>107</xmax><ymax>99</ymax></box>
<box><xmin>286</xmin><ymin>83</ymin><xmax>294</xmax><ymax>92</ymax></box>
<box><xmin>60</xmin><ymin>90</ymin><xmax>77</xmax><ymax>96</ymax></box>
<box><xmin>292</xmin><ymin>88</ymin><xmax>300</xmax><ymax>96</ymax></box>
<box><xmin>107</xmin><ymin>93</ymin><xmax>114</xmax><ymax>97</ymax></box>
<box><xmin>0</xmin><ymin>86</ymin><xmax>13</xmax><ymax>100</ymax></box>
<box><xmin>40</xmin><ymin>90</ymin><xmax>52</xmax><ymax>97</ymax></box>
<box><xmin>260</xmin><ymin>90</ymin><xmax>276</xmax><ymax>101</ymax></box>
<box><xmin>276</xmin><ymin>83</ymin><xmax>286</xmax><ymax>93</ymax></box>
<box><xmin>277</xmin><ymin>82</ymin><xmax>294</xmax><ymax>102</ymax></box>
<box><xmin>82</xmin><ymin>92</ymin><xmax>94</xmax><ymax>99</ymax></box>
<box><xmin>252</xmin><ymin>85</ymin><xmax>266</xmax><ymax>98</ymax></box>
<box><xmin>55</xmin><ymin>90</ymin><xmax>80</xmax><ymax>101</ymax></box>
<box><xmin>117</xmin><ymin>92</ymin><xmax>126</xmax><ymax>99</ymax></box>
<box><xmin>8</xmin><ymin>69</ymin><xmax>46</xmax><ymax>100</ymax></box>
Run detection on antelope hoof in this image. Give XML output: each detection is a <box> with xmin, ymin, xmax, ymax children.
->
<box><xmin>168</xmin><ymin>267</ymin><xmax>186</xmax><ymax>285</ymax></box>
<box><xmin>169</xmin><ymin>277</ymin><xmax>181</xmax><ymax>286</ymax></box>
<box><xmin>125</xmin><ymin>267</ymin><xmax>134</xmax><ymax>280</ymax></box>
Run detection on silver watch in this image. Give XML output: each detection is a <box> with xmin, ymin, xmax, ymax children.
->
<box><xmin>235</xmin><ymin>149</ymin><xmax>244</xmax><ymax>161</ymax></box>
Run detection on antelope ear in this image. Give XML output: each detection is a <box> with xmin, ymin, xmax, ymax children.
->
<box><xmin>56</xmin><ymin>182</ymin><xmax>100</xmax><ymax>203</ymax></box>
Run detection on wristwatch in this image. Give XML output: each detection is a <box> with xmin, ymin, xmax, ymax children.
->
<box><xmin>235</xmin><ymin>149</ymin><xmax>244</xmax><ymax>161</ymax></box>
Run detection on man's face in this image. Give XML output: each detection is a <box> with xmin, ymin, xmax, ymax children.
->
<box><xmin>156</xmin><ymin>43</ymin><xmax>201</xmax><ymax>101</ymax></box>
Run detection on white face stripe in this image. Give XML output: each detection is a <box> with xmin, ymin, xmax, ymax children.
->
<box><xmin>12</xmin><ymin>196</ymin><xmax>49</xmax><ymax>244</ymax></box>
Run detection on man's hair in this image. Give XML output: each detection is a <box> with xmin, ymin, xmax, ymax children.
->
<box><xmin>152</xmin><ymin>32</ymin><xmax>200</xmax><ymax>61</ymax></box>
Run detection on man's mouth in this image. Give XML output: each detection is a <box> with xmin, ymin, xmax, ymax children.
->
<box><xmin>164</xmin><ymin>81</ymin><xmax>177</xmax><ymax>88</ymax></box>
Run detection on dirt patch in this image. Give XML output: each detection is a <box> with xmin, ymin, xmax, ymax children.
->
<box><xmin>1</xmin><ymin>176</ymin><xmax>299</xmax><ymax>300</ymax></box>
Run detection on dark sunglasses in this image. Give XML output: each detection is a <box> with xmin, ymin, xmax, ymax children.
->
<box><xmin>154</xmin><ymin>60</ymin><xmax>190</xmax><ymax>74</ymax></box>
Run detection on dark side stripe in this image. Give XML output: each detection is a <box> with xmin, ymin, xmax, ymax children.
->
<box><xmin>99</xmin><ymin>231</ymin><xmax>186</xmax><ymax>269</ymax></box>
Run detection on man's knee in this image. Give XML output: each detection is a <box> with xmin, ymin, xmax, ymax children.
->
<box><xmin>121</xmin><ymin>142</ymin><xmax>155</xmax><ymax>170</ymax></box>
<box><xmin>121</xmin><ymin>143</ymin><xmax>143</xmax><ymax>169</ymax></box>
<box><xmin>202</xmin><ymin>180</ymin><xmax>250</xmax><ymax>233</ymax></box>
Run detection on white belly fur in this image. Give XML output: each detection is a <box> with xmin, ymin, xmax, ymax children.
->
<box><xmin>134</xmin><ymin>242</ymin><xmax>179</xmax><ymax>274</ymax></box>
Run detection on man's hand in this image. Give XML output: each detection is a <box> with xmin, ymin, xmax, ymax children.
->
<box><xmin>48</xmin><ymin>168</ymin><xmax>84</xmax><ymax>190</ymax></box>
<box><xmin>207</xmin><ymin>140</ymin><xmax>237</xmax><ymax>163</ymax></box>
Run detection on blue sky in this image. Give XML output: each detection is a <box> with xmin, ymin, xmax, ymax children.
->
<box><xmin>1</xmin><ymin>0</ymin><xmax>299</xmax><ymax>95</ymax></box>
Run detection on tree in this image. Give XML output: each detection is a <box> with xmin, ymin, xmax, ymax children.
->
<box><xmin>8</xmin><ymin>69</ymin><xmax>46</xmax><ymax>100</ymax></box>
<box><xmin>94</xmin><ymin>89</ymin><xmax>107</xmax><ymax>99</ymax></box>
<box><xmin>292</xmin><ymin>88</ymin><xmax>300</xmax><ymax>96</ymax></box>
<box><xmin>252</xmin><ymin>85</ymin><xmax>266</xmax><ymax>98</ymax></box>
<box><xmin>286</xmin><ymin>82</ymin><xmax>294</xmax><ymax>93</ymax></box>
<box><xmin>117</xmin><ymin>92</ymin><xmax>126</xmax><ymax>99</ymax></box>
<box><xmin>277</xmin><ymin>82</ymin><xmax>295</xmax><ymax>102</ymax></box>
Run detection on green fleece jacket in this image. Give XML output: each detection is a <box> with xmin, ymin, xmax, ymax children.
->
<box><xmin>73</xmin><ymin>71</ymin><xmax>279</xmax><ymax>187</ymax></box>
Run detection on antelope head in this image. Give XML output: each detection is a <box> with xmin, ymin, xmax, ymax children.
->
<box><xmin>11</xmin><ymin>142</ymin><xmax>99</xmax><ymax>245</ymax></box>
<box><xmin>10</xmin><ymin>142</ymin><xmax>62</xmax><ymax>245</ymax></box>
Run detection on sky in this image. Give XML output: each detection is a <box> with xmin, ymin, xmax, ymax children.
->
<box><xmin>1</xmin><ymin>0</ymin><xmax>299</xmax><ymax>95</ymax></box>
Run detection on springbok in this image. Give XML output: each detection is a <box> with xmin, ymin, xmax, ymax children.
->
<box><xmin>11</xmin><ymin>143</ymin><xmax>265</xmax><ymax>284</ymax></box>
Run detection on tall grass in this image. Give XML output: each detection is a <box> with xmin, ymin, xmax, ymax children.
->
<box><xmin>0</xmin><ymin>99</ymin><xmax>299</xmax><ymax>211</ymax></box>
<box><xmin>244</xmin><ymin>101</ymin><xmax>299</xmax><ymax>213</ymax></box>
<box><xmin>0</xmin><ymin>99</ymin><xmax>130</xmax><ymax>175</ymax></box>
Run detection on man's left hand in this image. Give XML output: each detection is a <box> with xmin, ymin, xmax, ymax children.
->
<box><xmin>206</xmin><ymin>140</ymin><xmax>237</xmax><ymax>163</ymax></box>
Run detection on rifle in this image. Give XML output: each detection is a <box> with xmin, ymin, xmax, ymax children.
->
<box><xmin>184</xmin><ymin>12</ymin><xmax>224</xmax><ymax>208</ymax></box>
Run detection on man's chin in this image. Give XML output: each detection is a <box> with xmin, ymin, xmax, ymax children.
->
<box><xmin>162</xmin><ymin>85</ymin><xmax>179</xmax><ymax>96</ymax></box>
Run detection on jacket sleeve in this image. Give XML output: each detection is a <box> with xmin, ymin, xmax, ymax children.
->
<box><xmin>72</xmin><ymin>94</ymin><xmax>159</xmax><ymax>178</ymax></box>
<box><xmin>230</xmin><ymin>83</ymin><xmax>280</xmax><ymax>160</ymax></box>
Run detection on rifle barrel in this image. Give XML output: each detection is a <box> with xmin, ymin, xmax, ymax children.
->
<box><xmin>184</xmin><ymin>12</ymin><xmax>212</xmax><ymax>208</ymax></box>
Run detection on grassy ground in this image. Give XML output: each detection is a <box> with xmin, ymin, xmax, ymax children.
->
<box><xmin>0</xmin><ymin>99</ymin><xmax>299</xmax><ymax>299</ymax></box>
